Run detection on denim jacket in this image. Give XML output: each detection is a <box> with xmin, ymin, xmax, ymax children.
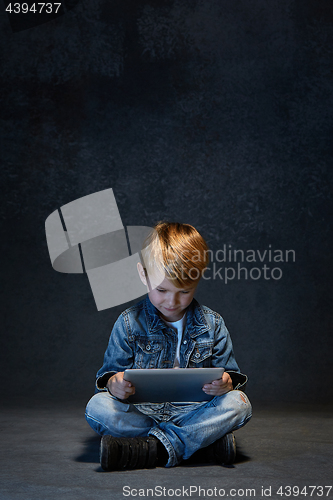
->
<box><xmin>96</xmin><ymin>296</ymin><xmax>247</xmax><ymax>392</ymax></box>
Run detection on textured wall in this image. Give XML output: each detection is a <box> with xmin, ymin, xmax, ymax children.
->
<box><xmin>1</xmin><ymin>0</ymin><xmax>332</xmax><ymax>405</ymax></box>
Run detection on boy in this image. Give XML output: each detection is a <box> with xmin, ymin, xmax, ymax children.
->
<box><xmin>85</xmin><ymin>222</ymin><xmax>252</xmax><ymax>470</ymax></box>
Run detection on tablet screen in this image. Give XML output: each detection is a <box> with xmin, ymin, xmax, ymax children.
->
<box><xmin>123</xmin><ymin>367</ymin><xmax>224</xmax><ymax>403</ymax></box>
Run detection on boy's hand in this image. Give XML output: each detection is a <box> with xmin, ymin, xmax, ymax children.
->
<box><xmin>106</xmin><ymin>372</ymin><xmax>135</xmax><ymax>400</ymax></box>
<box><xmin>202</xmin><ymin>371</ymin><xmax>233</xmax><ymax>396</ymax></box>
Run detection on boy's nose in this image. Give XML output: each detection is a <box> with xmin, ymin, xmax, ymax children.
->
<box><xmin>167</xmin><ymin>296</ymin><xmax>177</xmax><ymax>307</ymax></box>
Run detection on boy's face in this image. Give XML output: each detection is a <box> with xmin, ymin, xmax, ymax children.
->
<box><xmin>148</xmin><ymin>276</ymin><xmax>197</xmax><ymax>322</ymax></box>
<box><xmin>137</xmin><ymin>263</ymin><xmax>198</xmax><ymax>322</ymax></box>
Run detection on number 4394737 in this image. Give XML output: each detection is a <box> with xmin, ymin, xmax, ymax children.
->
<box><xmin>6</xmin><ymin>3</ymin><xmax>62</xmax><ymax>14</ymax></box>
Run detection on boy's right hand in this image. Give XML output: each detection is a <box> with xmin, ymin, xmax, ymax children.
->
<box><xmin>106</xmin><ymin>372</ymin><xmax>135</xmax><ymax>400</ymax></box>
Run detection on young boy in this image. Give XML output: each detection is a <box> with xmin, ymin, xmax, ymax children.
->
<box><xmin>85</xmin><ymin>222</ymin><xmax>252</xmax><ymax>470</ymax></box>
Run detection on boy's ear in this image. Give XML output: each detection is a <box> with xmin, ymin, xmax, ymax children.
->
<box><xmin>137</xmin><ymin>262</ymin><xmax>148</xmax><ymax>286</ymax></box>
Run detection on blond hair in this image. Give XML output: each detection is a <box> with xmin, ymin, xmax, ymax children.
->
<box><xmin>141</xmin><ymin>221</ymin><xmax>209</xmax><ymax>287</ymax></box>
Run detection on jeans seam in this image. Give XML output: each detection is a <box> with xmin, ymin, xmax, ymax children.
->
<box><xmin>232</xmin><ymin>412</ymin><xmax>252</xmax><ymax>431</ymax></box>
<box><xmin>148</xmin><ymin>428</ymin><xmax>178</xmax><ymax>467</ymax></box>
<box><xmin>85</xmin><ymin>412</ymin><xmax>110</xmax><ymax>434</ymax></box>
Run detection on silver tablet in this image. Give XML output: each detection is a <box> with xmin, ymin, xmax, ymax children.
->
<box><xmin>123</xmin><ymin>367</ymin><xmax>224</xmax><ymax>403</ymax></box>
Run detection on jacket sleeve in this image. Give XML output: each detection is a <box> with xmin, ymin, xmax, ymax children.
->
<box><xmin>212</xmin><ymin>315</ymin><xmax>248</xmax><ymax>392</ymax></box>
<box><xmin>95</xmin><ymin>313</ymin><xmax>134</xmax><ymax>391</ymax></box>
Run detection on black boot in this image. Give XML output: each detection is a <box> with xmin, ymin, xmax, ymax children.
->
<box><xmin>212</xmin><ymin>432</ymin><xmax>236</xmax><ymax>465</ymax></box>
<box><xmin>100</xmin><ymin>435</ymin><xmax>168</xmax><ymax>471</ymax></box>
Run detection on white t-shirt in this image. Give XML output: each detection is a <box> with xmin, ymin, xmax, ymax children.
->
<box><xmin>162</xmin><ymin>313</ymin><xmax>187</xmax><ymax>368</ymax></box>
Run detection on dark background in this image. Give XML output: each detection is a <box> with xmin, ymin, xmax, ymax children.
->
<box><xmin>1</xmin><ymin>0</ymin><xmax>332</xmax><ymax>407</ymax></box>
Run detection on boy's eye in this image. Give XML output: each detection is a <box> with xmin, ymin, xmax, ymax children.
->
<box><xmin>156</xmin><ymin>289</ymin><xmax>165</xmax><ymax>293</ymax></box>
<box><xmin>181</xmin><ymin>291</ymin><xmax>190</xmax><ymax>294</ymax></box>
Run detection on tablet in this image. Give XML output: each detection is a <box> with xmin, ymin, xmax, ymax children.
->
<box><xmin>123</xmin><ymin>367</ymin><xmax>224</xmax><ymax>403</ymax></box>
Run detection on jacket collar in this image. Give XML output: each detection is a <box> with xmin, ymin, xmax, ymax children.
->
<box><xmin>143</xmin><ymin>295</ymin><xmax>209</xmax><ymax>338</ymax></box>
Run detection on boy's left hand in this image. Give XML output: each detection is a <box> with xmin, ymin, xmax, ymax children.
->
<box><xmin>202</xmin><ymin>371</ymin><xmax>233</xmax><ymax>396</ymax></box>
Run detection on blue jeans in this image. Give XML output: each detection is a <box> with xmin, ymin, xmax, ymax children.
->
<box><xmin>85</xmin><ymin>390</ymin><xmax>252</xmax><ymax>467</ymax></box>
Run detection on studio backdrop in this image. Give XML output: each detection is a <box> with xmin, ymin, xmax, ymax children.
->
<box><xmin>1</xmin><ymin>0</ymin><xmax>332</xmax><ymax>406</ymax></box>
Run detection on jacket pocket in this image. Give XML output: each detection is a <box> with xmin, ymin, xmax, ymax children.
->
<box><xmin>188</xmin><ymin>343</ymin><xmax>213</xmax><ymax>367</ymax></box>
<box><xmin>134</xmin><ymin>339</ymin><xmax>163</xmax><ymax>368</ymax></box>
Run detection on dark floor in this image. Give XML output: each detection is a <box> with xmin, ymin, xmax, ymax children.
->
<box><xmin>0</xmin><ymin>402</ymin><xmax>332</xmax><ymax>500</ymax></box>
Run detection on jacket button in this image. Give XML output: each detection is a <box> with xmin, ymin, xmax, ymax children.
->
<box><xmin>146</xmin><ymin>345</ymin><xmax>151</xmax><ymax>351</ymax></box>
<box><xmin>195</xmin><ymin>352</ymin><xmax>200</xmax><ymax>358</ymax></box>
<box><xmin>183</xmin><ymin>340</ymin><xmax>187</xmax><ymax>344</ymax></box>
